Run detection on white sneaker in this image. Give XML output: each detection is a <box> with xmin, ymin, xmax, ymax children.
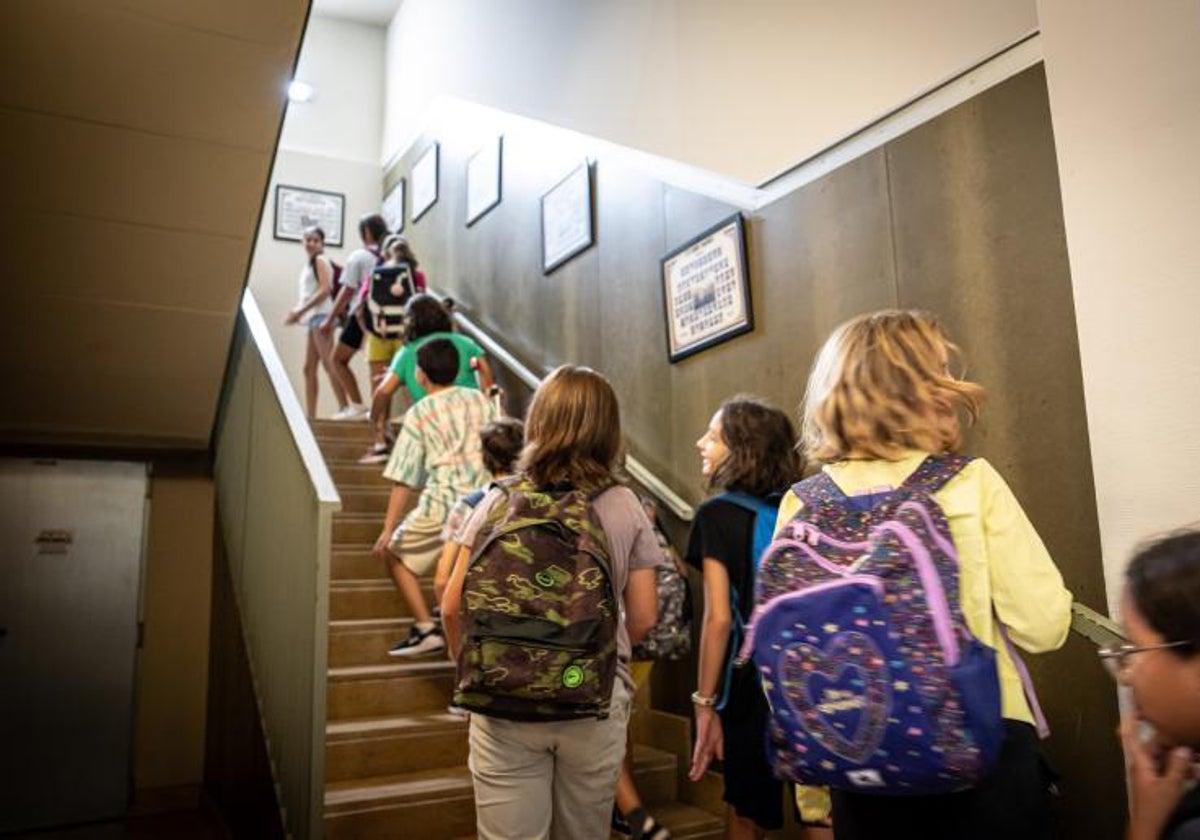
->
<box><xmin>333</xmin><ymin>404</ymin><xmax>369</xmax><ymax>421</ymax></box>
<box><xmin>388</xmin><ymin>625</ymin><xmax>446</xmax><ymax>657</ymax></box>
<box><xmin>358</xmin><ymin>444</ymin><xmax>391</xmax><ymax>465</ymax></box>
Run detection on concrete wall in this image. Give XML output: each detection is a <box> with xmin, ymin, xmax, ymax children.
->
<box><xmin>383</xmin><ymin>0</ymin><xmax>1037</xmax><ymax>184</ymax></box>
<box><xmin>1037</xmin><ymin>0</ymin><xmax>1200</xmax><ymax>612</ymax></box>
<box><xmin>249</xmin><ymin>15</ymin><xmax>386</xmax><ymax>419</ymax></box>
<box><xmin>134</xmin><ymin>467</ymin><xmax>215</xmax><ymax>801</ymax></box>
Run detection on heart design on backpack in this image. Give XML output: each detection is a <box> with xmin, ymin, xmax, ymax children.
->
<box><xmin>779</xmin><ymin>631</ymin><xmax>891</xmax><ymax>764</ymax></box>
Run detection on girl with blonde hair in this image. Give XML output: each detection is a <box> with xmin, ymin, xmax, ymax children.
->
<box><xmin>780</xmin><ymin>310</ymin><xmax>1072</xmax><ymax>839</ymax></box>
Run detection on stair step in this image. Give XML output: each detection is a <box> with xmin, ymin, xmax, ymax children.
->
<box><xmin>330</xmin><ymin>579</ymin><xmax>438</xmax><ymax>621</ymax></box>
<box><xmin>312</xmin><ymin>419</ymin><xmax>375</xmax><ymax>441</ymax></box>
<box><xmin>324</xmin><ymin>766</ymin><xmax>476</xmax><ymax>840</ymax></box>
<box><xmin>326</xmin><ymin>711</ymin><xmax>469</xmax><ymax>782</ymax></box>
<box><xmin>336</xmin><ymin>486</ymin><xmax>392</xmax><ymax>514</ymax></box>
<box><xmin>331</xmin><ymin>463</ymin><xmax>394</xmax><ymax>487</ymax></box>
<box><xmin>323</xmin><ymin>746</ymin><xmax>688</xmax><ymax>839</ymax></box>
<box><xmin>334</xmin><ymin>514</ymin><xmax>389</xmax><ymax>545</ymax></box>
<box><xmin>332</xmin><ymin>547</ymin><xmax>388</xmax><ymax>580</ymax></box>
<box><xmin>319</xmin><ymin>438</ymin><xmax>383</xmax><ymax>462</ymax></box>
<box><xmin>329</xmin><ymin>617</ymin><xmax>414</xmax><ymax>667</ymax></box>
<box><xmin>327</xmin><ymin>660</ymin><xmax>456</xmax><ymax>719</ymax></box>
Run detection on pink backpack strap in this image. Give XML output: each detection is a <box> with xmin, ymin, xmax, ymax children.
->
<box><xmin>998</xmin><ymin>622</ymin><xmax>1051</xmax><ymax>739</ymax></box>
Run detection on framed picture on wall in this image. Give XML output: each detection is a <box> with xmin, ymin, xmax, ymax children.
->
<box><xmin>382</xmin><ymin>177</ymin><xmax>405</xmax><ymax>232</ymax></box>
<box><xmin>411</xmin><ymin>143</ymin><xmax>439</xmax><ymax>223</ymax></box>
<box><xmin>541</xmin><ymin>161</ymin><xmax>594</xmax><ymax>274</ymax></box>
<box><xmin>660</xmin><ymin>213</ymin><xmax>753</xmax><ymax>363</ymax></box>
<box><xmin>466</xmin><ymin>135</ymin><xmax>503</xmax><ymax>227</ymax></box>
<box><xmin>273</xmin><ymin>185</ymin><xmax>345</xmax><ymax>247</ymax></box>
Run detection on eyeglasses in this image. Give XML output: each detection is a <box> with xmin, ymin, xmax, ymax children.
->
<box><xmin>1097</xmin><ymin>641</ymin><xmax>1193</xmax><ymax>679</ymax></box>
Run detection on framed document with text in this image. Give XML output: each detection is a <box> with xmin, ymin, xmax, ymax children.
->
<box><xmin>541</xmin><ymin>161</ymin><xmax>594</xmax><ymax>274</ymax></box>
<box><xmin>382</xmin><ymin>178</ymin><xmax>405</xmax><ymax>232</ymax></box>
<box><xmin>466</xmin><ymin>136</ymin><xmax>502</xmax><ymax>227</ymax></box>
<box><xmin>411</xmin><ymin>143</ymin><xmax>439</xmax><ymax>223</ymax></box>
<box><xmin>274</xmin><ymin>185</ymin><xmax>345</xmax><ymax>246</ymax></box>
<box><xmin>660</xmin><ymin>213</ymin><xmax>753</xmax><ymax>363</ymax></box>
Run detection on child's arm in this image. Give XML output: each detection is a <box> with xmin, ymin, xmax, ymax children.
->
<box><xmin>371</xmin><ymin>482</ymin><xmax>413</xmax><ymax>564</ymax></box>
<box><xmin>370</xmin><ymin>372</ymin><xmax>401</xmax><ymax>428</ymax></box>
<box><xmin>689</xmin><ymin>557</ymin><xmax>732</xmax><ymax>781</ymax></box>
<box><xmin>441</xmin><ymin>544</ymin><xmax>472</xmax><ymax>659</ymax></box>
<box><xmin>433</xmin><ymin>538</ymin><xmax>459</xmax><ymax>605</ymax></box>
<box><xmin>981</xmin><ymin>461</ymin><xmax>1073</xmax><ymax>651</ymax></box>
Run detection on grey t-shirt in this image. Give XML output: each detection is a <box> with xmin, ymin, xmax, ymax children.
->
<box><xmin>340</xmin><ymin>248</ymin><xmax>377</xmax><ymax>312</ymax></box>
<box><xmin>456</xmin><ymin>483</ymin><xmax>665</xmax><ymax>691</ymax></box>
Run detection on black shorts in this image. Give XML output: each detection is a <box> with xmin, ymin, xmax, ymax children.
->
<box><xmin>720</xmin><ymin>665</ymin><xmax>785</xmax><ymax>830</ymax></box>
<box><xmin>830</xmin><ymin>721</ymin><xmax>1055</xmax><ymax>840</ymax></box>
<box><xmin>339</xmin><ymin>311</ymin><xmax>364</xmax><ymax>351</ymax></box>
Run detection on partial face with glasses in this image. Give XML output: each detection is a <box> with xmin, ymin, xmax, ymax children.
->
<box><xmin>1102</xmin><ymin>592</ymin><xmax>1200</xmax><ymax>745</ymax></box>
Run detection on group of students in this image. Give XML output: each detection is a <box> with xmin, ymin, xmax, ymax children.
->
<box><xmin>295</xmin><ymin>229</ymin><xmax>1200</xmax><ymax>840</ymax></box>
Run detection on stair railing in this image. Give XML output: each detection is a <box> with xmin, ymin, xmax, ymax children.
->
<box><xmin>213</xmin><ymin>289</ymin><xmax>340</xmax><ymax>839</ymax></box>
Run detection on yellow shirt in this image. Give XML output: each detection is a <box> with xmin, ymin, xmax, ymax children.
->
<box><xmin>775</xmin><ymin>449</ymin><xmax>1073</xmax><ymax>725</ymax></box>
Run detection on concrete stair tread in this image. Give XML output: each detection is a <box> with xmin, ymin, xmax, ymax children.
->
<box><xmin>331</xmin><ymin>578</ymin><xmax>435</xmax><ymax>590</ymax></box>
<box><xmin>330</xmin><ymin>659</ymin><xmax>455</xmax><ymax>681</ymax></box>
<box><xmin>330</xmin><ymin>617</ymin><xmax>411</xmax><ymax>632</ymax></box>
<box><xmin>451</xmin><ymin>801</ymin><xmax>724</xmax><ymax>840</ymax></box>
<box><xmin>325</xmin><ymin>765</ymin><xmax>473</xmax><ymax>812</ymax></box>
<box><xmin>327</xmin><ymin>711</ymin><xmax>468</xmax><ymax>741</ymax></box>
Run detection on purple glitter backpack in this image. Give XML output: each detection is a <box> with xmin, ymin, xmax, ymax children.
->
<box><xmin>741</xmin><ymin>456</ymin><xmax>1009</xmax><ymax>794</ymax></box>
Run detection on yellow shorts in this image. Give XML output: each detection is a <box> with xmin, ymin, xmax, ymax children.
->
<box><xmin>366</xmin><ymin>333</ymin><xmax>405</xmax><ymax>365</ymax></box>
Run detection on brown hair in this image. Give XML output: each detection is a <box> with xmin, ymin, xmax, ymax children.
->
<box><xmin>710</xmin><ymin>395</ymin><xmax>803</xmax><ymax>496</ymax></box>
<box><xmin>521</xmin><ymin>365</ymin><xmax>622</xmax><ymax>491</ymax></box>
<box><xmin>802</xmin><ymin>310</ymin><xmax>985</xmax><ymax>463</ymax></box>
<box><xmin>1127</xmin><ymin>529</ymin><xmax>1200</xmax><ymax>655</ymax></box>
<box><xmin>481</xmin><ymin>417</ymin><xmax>525</xmax><ymax>476</ymax></box>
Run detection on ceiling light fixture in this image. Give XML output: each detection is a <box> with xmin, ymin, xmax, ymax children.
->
<box><xmin>287</xmin><ymin>80</ymin><xmax>314</xmax><ymax>103</ymax></box>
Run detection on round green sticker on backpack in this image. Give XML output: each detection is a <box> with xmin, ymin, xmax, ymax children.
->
<box><xmin>535</xmin><ymin>570</ymin><xmax>555</xmax><ymax>588</ymax></box>
<box><xmin>562</xmin><ymin>665</ymin><xmax>585</xmax><ymax>689</ymax></box>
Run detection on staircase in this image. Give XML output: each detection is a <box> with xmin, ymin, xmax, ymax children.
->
<box><xmin>313</xmin><ymin>419</ymin><xmax>725</xmax><ymax>839</ymax></box>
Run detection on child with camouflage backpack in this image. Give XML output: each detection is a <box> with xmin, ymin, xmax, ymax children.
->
<box><xmin>441</xmin><ymin>365</ymin><xmax>662</xmax><ymax>840</ymax></box>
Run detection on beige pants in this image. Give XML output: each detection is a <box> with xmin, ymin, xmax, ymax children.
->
<box><xmin>468</xmin><ymin>680</ymin><xmax>632</xmax><ymax>840</ymax></box>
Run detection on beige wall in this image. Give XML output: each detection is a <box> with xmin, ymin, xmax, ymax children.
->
<box><xmin>135</xmin><ymin>470</ymin><xmax>215</xmax><ymax>793</ymax></box>
<box><xmin>249</xmin><ymin>15</ymin><xmax>385</xmax><ymax>419</ymax></box>
<box><xmin>383</xmin><ymin>0</ymin><xmax>1036</xmax><ymax>184</ymax></box>
<box><xmin>1037</xmin><ymin>0</ymin><xmax>1200</xmax><ymax>612</ymax></box>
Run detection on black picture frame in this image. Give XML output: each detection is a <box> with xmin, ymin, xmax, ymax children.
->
<box><xmin>659</xmin><ymin>212</ymin><xmax>753</xmax><ymax>363</ymax></box>
<box><xmin>273</xmin><ymin>184</ymin><xmax>345</xmax><ymax>247</ymax></box>
<box><xmin>382</xmin><ymin>177</ymin><xmax>405</xmax><ymax>233</ymax></box>
<box><xmin>465</xmin><ymin>135</ymin><xmax>503</xmax><ymax>227</ymax></box>
<box><xmin>411</xmin><ymin>142</ymin><xmax>439</xmax><ymax>223</ymax></box>
<box><xmin>540</xmin><ymin>161</ymin><xmax>595</xmax><ymax>274</ymax></box>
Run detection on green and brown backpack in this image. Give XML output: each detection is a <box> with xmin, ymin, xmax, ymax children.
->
<box><xmin>453</xmin><ymin>477</ymin><xmax>619</xmax><ymax>721</ymax></box>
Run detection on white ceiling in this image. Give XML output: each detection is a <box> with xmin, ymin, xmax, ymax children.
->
<box><xmin>0</xmin><ymin>0</ymin><xmax>309</xmax><ymax>449</ymax></box>
<box><xmin>313</xmin><ymin>0</ymin><xmax>401</xmax><ymax>25</ymax></box>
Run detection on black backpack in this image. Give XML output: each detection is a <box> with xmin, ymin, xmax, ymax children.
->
<box><xmin>365</xmin><ymin>261</ymin><xmax>415</xmax><ymax>338</ymax></box>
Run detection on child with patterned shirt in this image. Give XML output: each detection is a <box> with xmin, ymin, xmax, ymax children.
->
<box><xmin>371</xmin><ymin>337</ymin><xmax>498</xmax><ymax>657</ymax></box>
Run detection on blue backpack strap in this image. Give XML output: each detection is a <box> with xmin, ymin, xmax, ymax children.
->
<box><xmin>900</xmin><ymin>454</ymin><xmax>974</xmax><ymax>495</ymax></box>
<box><xmin>711</xmin><ymin>491</ymin><xmax>780</xmax><ymax>711</ymax></box>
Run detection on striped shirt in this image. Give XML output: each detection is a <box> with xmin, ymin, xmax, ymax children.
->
<box><xmin>382</xmin><ymin>386</ymin><xmax>498</xmax><ymax>522</ymax></box>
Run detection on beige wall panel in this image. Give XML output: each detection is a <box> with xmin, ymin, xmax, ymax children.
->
<box><xmin>595</xmin><ymin>166</ymin><xmax>670</xmax><ymax>483</ymax></box>
<box><xmin>0</xmin><ymin>107</ymin><xmax>267</xmax><ymax>240</ymax></box>
<box><xmin>136</xmin><ymin>473</ymin><xmax>215</xmax><ymax>789</ymax></box>
<box><xmin>884</xmin><ymin>66</ymin><xmax>1120</xmax><ymax>836</ymax></box>
<box><xmin>1</xmin><ymin>1</ymin><xmax>294</xmax><ymax>151</ymax></box>
<box><xmin>117</xmin><ymin>0</ymin><xmax>309</xmax><ymax>48</ymax></box>
<box><xmin>0</xmin><ymin>298</ymin><xmax>234</xmax><ymax>444</ymax></box>
<box><xmin>2</xmin><ymin>208</ymin><xmax>245</xmax><ymax>314</ymax></box>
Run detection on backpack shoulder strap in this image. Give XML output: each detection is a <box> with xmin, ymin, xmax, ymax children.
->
<box><xmin>899</xmin><ymin>454</ymin><xmax>974</xmax><ymax>495</ymax></box>
<box><xmin>713</xmin><ymin>492</ymin><xmax>780</xmax><ymax>574</ymax></box>
<box><xmin>789</xmin><ymin>470</ymin><xmax>842</xmax><ymax>512</ymax></box>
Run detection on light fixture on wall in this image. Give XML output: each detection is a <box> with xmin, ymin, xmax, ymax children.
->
<box><xmin>287</xmin><ymin>80</ymin><xmax>314</xmax><ymax>103</ymax></box>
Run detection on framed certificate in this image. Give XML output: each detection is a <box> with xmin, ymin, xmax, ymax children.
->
<box><xmin>541</xmin><ymin>161</ymin><xmax>594</xmax><ymax>274</ymax></box>
<box><xmin>273</xmin><ymin>185</ymin><xmax>345</xmax><ymax>246</ymax></box>
<box><xmin>382</xmin><ymin>177</ymin><xmax>405</xmax><ymax>233</ymax></box>
<box><xmin>466</xmin><ymin>135</ymin><xmax>503</xmax><ymax>227</ymax></box>
<box><xmin>411</xmin><ymin>143</ymin><xmax>439</xmax><ymax>223</ymax></box>
<box><xmin>660</xmin><ymin>213</ymin><xmax>753</xmax><ymax>363</ymax></box>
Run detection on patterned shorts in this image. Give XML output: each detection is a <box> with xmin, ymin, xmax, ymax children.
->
<box><xmin>387</xmin><ymin>512</ymin><xmax>444</xmax><ymax>576</ymax></box>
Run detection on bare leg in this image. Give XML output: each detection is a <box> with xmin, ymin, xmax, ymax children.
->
<box><xmin>388</xmin><ymin>554</ymin><xmax>432</xmax><ymax>625</ymax></box>
<box><xmin>614</xmin><ymin>752</ymin><xmax>642</xmax><ymax>816</ymax></box>
<box><xmin>302</xmin><ymin>330</ymin><xmax>320</xmax><ymax>419</ymax></box>
<box><xmin>727</xmin><ymin>807</ymin><xmax>765</xmax><ymax>840</ymax></box>
<box><xmin>332</xmin><ymin>341</ymin><xmax>364</xmax><ymax>406</ymax></box>
<box><xmin>369</xmin><ymin>360</ymin><xmax>389</xmax><ymax>448</ymax></box>
<box><xmin>313</xmin><ymin>325</ymin><xmax>348</xmax><ymax>410</ymax></box>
